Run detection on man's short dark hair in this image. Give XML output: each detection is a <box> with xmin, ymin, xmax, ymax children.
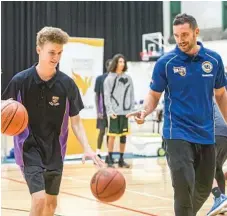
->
<box><xmin>173</xmin><ymin>13</ymin><xmax>198</xmax><ymax>30</ymax></box>
<box><xmin>108</xmin><ymin>54</ymin><xmax>128</xmax><ymax>72</ymax></box>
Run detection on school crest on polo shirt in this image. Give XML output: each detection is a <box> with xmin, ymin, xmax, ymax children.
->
<box><xmin>202</xmin><ymin>61</ymin><xmax>213</xmax><ymax>73</ymax></box>
<box><xmin>173</xmin><ymin>66</ymin><xmax>187</xmax><ymax>76</ymax></box>
<box><xmin>49</xmin><ymin>96</ymin><xmax>60</xmax><ymax>106</ymax></box>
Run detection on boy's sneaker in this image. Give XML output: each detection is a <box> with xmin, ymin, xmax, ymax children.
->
<box><xmin>105</xmin><ymin>156</ymin><xmax>115</xmax><ymax>168</ymax></box>
<box><xmin>207</xmin><ymin>194</ymin><xmax>227</xmax><ymax>216</ymax></box>
<box><xmin>107</xmin><ymin>159</ymin><xmax>115</xmax><ymax>168</ymax></box>
<box><xmin>118</xmin><ymin>158</ymin><xmax>130</xmax><ymax>168</ymax></box>
<box><xmin>105</xmin><ymin>155</ymin><xmax>117</xmax><ymax>164</ymax></box>
<box><xmin>105</xmin><ymin>155</ymin><xmax>109</xmax><ymax>163</ymax></box>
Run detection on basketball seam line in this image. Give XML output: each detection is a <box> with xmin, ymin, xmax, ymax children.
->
<box><xmin>1</xmin><ymin>100</ymin><xmax>16</xmax><ymax>131</ymax></box>
<box><xmin>96</xmin><ymin>170</ymin><xmax>118</xmax><ymax>197</ymax></box>
<box><xmin>1</xmin><ymin>100</ymin><xmax>15</xmax><ymax>112</ymax></box>
<box><xmin>93</xmin><ymin>172</ymin><xmax>99</xmax><ymax>199</ymax></box>
<box><xmin>98</xmin><ymin>176</ymin><xmax>126</xmax><ymax>199</ymax></box>
<box><xmin>2</xmin><ymin>102</ymin><xmax>19</xmax><ymax>133</ymax></box>
<box><xmin>12</xmin><ymin>108</ymin><xmax>26</xmax><ymax>136</ymax></box>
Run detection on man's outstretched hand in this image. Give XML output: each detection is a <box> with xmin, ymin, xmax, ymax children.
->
<box><xmin>126</xmin><ymin>110</ymin><xmax>146</xmax><ymax>124</ymax></box>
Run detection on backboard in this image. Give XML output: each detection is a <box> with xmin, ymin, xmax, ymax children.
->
<box><xmin>141</xmin><ymin>32</ymin><xmax>169</xmax><ymax>61</ymax></box>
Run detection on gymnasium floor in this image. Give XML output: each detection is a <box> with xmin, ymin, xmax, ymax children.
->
<box><xmin>1</xmin><ymin>157</ymin><xmax>227</xmax><ymax>216</ymax></box>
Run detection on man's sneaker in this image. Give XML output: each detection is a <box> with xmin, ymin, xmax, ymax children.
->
<box><xmin>118</xmin><ymin>159</ymin><xmax>130</xmax><ymax>168</ymax></box>
<box><xmin>207</xmin><ymin>194</ymin><xmax>227</xmax><ymax>216</ymax></box>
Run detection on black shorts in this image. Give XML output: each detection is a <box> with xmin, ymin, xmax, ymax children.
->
<box><xmin>96</xmin><ymin>118</ymin><xmax>108</xmax><ymax>130</ymax></box>
<box><xmin>22</xmin><ymin>166</ymin><xmax>62</xmax><ymax>195</ymax></box>
<box><xmin>107</xmin><ymin>115</ymin><xmax>129</xmax><ymax>136</ymax></box>
<box><xmin>216</xmin><ymin>135</ymin><xmax>227</xmax><ymax>167</ymax></box>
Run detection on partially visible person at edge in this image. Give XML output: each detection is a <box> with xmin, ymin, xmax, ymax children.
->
<box><xmin>94</xmin><ymin>59</ymin><xmax>112</xmax><ymax>163</ymax></box>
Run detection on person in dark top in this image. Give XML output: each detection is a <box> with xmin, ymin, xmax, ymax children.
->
<box><xmin>207</xmin><ymin>81</ymin><xmax>227</xmax><ymax>216</ymax></box>
<box><xmin>94</xmin><ymin>59</ymin><xmax>111</xmax><ymax>159</ymax></box>
<box><xmin>1</xmin><ymin>26</ymin><xmax>103</xmax><ymax>216</ymax></box>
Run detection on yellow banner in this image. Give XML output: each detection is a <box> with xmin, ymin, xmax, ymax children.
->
<box><xmin>60</xmin><ymin>37</ymin><xmax>104</xmax><ymax>155</ymax></box>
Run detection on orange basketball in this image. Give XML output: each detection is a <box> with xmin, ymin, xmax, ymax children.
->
<box><xmin>1</xmin><ymin>100</ymin><xmax>28</xmax><ymax>136</ymax></box>
<box><xmin>90</xmin><ymin>168</ymin><xmax>126</xmax><ymax>202</ymax></box>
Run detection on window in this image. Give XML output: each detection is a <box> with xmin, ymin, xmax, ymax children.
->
<box><xmin>170</xmin><ymin>1</ymin><xmax>181</xmax><ymax>35</ymax></box>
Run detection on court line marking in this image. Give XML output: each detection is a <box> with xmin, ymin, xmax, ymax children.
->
<box><xmin>62</xmin><ymin>176</ymin><xmax>214</xmax><ymax>211</ymax></box>
<box><xmin>1</xmin><ymin>207</ymin><xmax>64</xmax><ymax>216</ymax></box>
<box><xmin>62</xmin><ymin>176</ymin><xmax>162</xmax><ymax>187</ymax></box>
<box><xmin>2</xmin><ymin>175</ymin><xmax>213</xmax><ymax>208</ymax></box>
<box><xmin>2</xmin><ymin>176</ymin><xmax>158</xmax><ymax>216</ymax></box>
<box><xmin>125</xmin><ymin>189</ymin><xmax>173</xmax><ymax>202</ymax></box>
<box><xmin>62</xmin><ymin>176</ymin><xmax>173</xmax><ymax>202</ymax></box>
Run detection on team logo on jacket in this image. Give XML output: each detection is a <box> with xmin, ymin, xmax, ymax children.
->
<box><xmin>202</xmin><ymin>61</ymin><xmax>213</xmax><ymax>73</ymax></box>
<box><xmin>173</xmin><ymin>66</ymin><xmax>186</xmax><ymax>76</ymax></box>
<box><xmin>49</xmin><ymin>96</ymin><xmax>60</xmax><ymax>106</ymax></box>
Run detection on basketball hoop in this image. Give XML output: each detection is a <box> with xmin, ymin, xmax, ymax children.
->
<box><xmin>140</xmin><ymin>51</ymin><xmax>152</xmax><ymax>61</ymax></box>
<box><xmin>141</xmin><ymin>32</ymin><xmax>168</xmax><ymax>61</ymax></box>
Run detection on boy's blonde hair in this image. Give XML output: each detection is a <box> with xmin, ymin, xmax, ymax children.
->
<box><xmin>36</xmin><ymin>27</ymin><xmax>69</xmax><ymax>47</ymax></box>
